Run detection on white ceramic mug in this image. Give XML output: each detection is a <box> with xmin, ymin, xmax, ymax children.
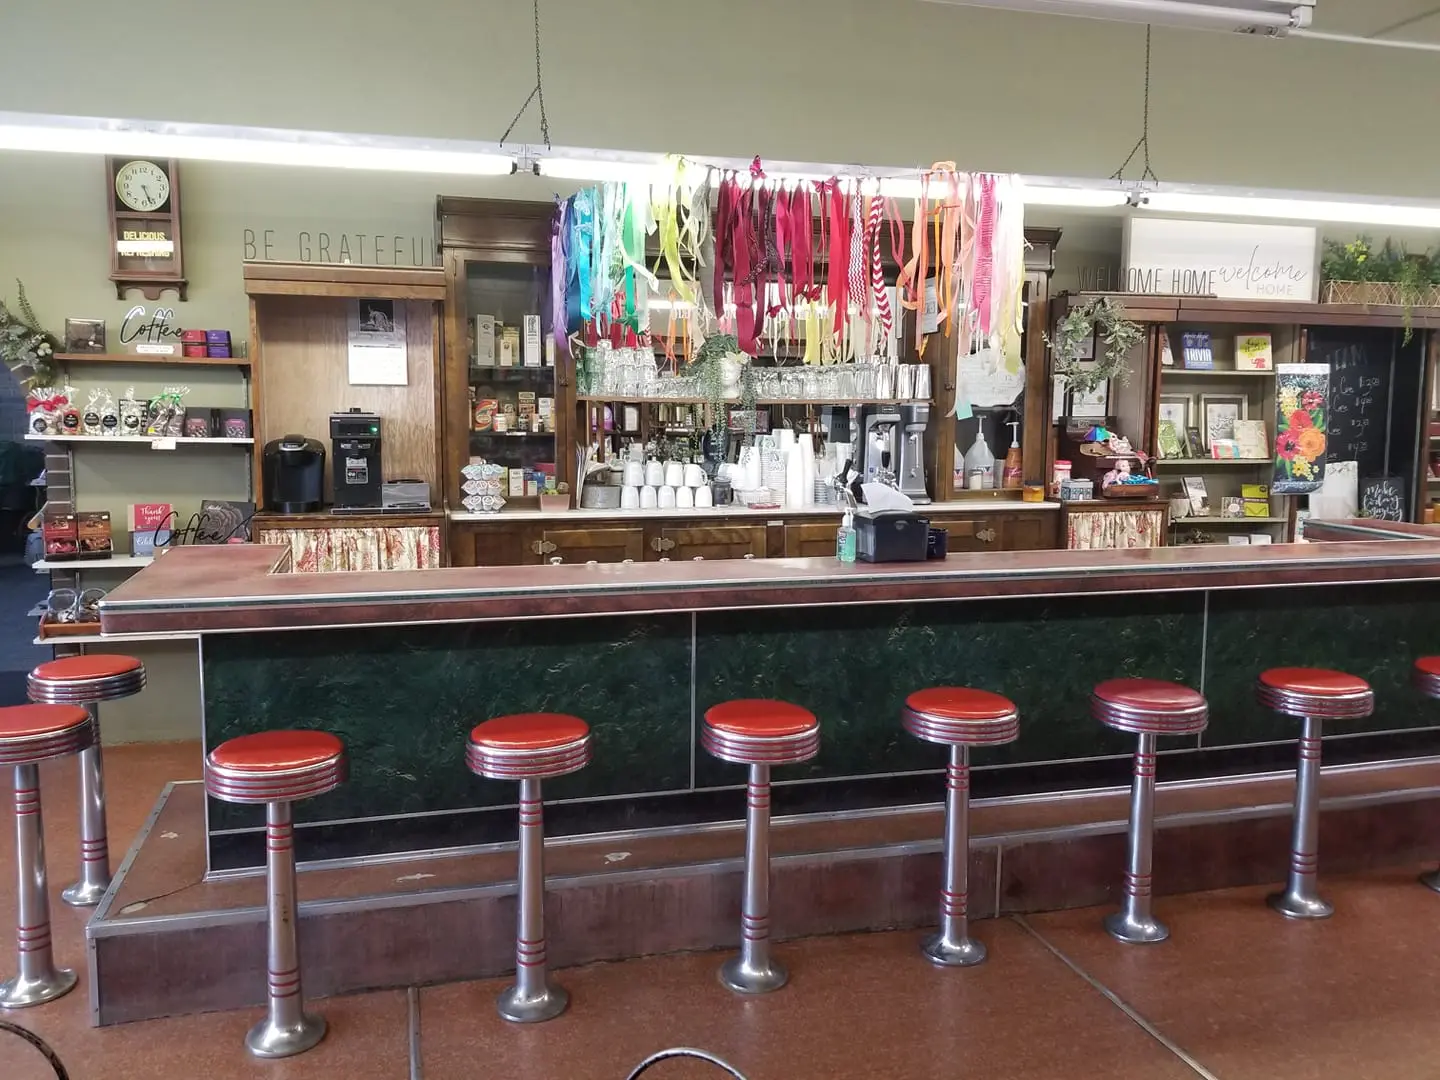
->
<box><xmin>684</xmin><ymin>463</ymin><xmax>706</xmax><ymax>487</ymax></box>
<box><xmin>640</xmin><ymin>485</ymin><xmax>658</xmax><ymax>509</ymax></box>
<box><xmin>695</xmin><ymin>484</ymin><xmax>714</xmax><ymax>508</ymax></box>
<box><xmin>657</xmin><ymin>485</ymin><xmax>677</xmax><ymax>509</ymax></box>
<box><xmin>621</xmin><ymin>485</ymin><xmax>640</xmax><ymax>509</ymax></box>
<box><xmin>645</xmin><ymin>459</ymin><xmax>665</xmax><ymax>487</ymax></box>
<box><xmin>664</xmin><ymin>460</ymin><xmax>685</xmax><ymax>488</ymax></box>
<box><xmin>676</xmin><ymin>485</ymin><xmax>694</xmax><ymax>508</ymax></box>
<box><xmin>623</xmin><ymin>461</ymin><xmax>645</xmax><ymax>487</ymax></box>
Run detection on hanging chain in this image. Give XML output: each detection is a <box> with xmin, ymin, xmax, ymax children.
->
<box><xmin>500</xmin><ymin>0</ymin><xmax>552</xmax><ymax>148</ymax></box>
<box><xmin>1111</xmin><ymin>25</ymin><xmax>1158</xmax><ymax>184</ymax></box>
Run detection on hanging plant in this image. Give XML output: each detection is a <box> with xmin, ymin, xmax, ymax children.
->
<box><xmin>685</xmin><ymin>332</ymin><xmax>742</xmax><ymax>438</ymax></box>
<box><xmin>1047</xmin><ymin>296</ymin><xmax>1143</xmax><ymax>397</ymax></box>
<box><xmin>0</xmin><ymin>281</ymin><xmax>58</xmax><ymax>391</ymax></box>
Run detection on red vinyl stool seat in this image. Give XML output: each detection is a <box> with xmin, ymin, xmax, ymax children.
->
<box><xmin>26</xmin><ymin>653</ymin><xmax>146</xmax><ymax>909</ymax></box>
<box><xmin>1415</xmin><ymin>660</ymin><xmax>1440</xmax><ymax>892</ymax></box>
<box><xmin>466</xmin><ymin>713</ymin><xmax>592</xmax><ymax>1024</ymax></box>
<box><xmin>903</xmin><ymin>688</ymin><xmax>1019</xmax><ymax>968</ymax></box>
<box><xmin>1256</xmin><ymin>667</ymin><xmax>1374</xmax><ymax>921</ymax></box>
<box><xmin>205</xmin><ymin>730</ymin><xmax>346</xmax><ymax>1059</ymax></box>
<box><xmin>0</xmin><ymin>704</ymin><xmax>94</xmax><ymax>1009</ymax></box>
<box><xmin>1092</xmin><ymin>678</ymin><xmax>1209</xmax><ymax>946</ymax></box>
<box><xmin>701</xmin><ymin>700</ymin><xmax>820</xmax><ymax>996</ymax></box>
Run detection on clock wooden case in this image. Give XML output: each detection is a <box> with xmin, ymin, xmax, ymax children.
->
<box><xmin>106</xmin><ymin>157</ymin><xmax>187</xmax><ymax>300</ymax></box>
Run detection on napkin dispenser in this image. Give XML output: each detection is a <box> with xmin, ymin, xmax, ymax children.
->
<box><xmin>855</xmin><ymin>509</ymin><xmax>931</xmax><ymax>563</ymax></box>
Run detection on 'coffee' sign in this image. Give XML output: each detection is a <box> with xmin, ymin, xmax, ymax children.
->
<box><xmin>1124</xmin><ymin>218</ymin><xmax>1317</xmax><ymax>301</ymax></box>
<box><xmin>120</xmin><ymin>305</ymin><xmax>184</xmax><ymax>355</ymax></box>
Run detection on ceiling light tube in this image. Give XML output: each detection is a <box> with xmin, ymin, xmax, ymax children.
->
<box><xmin>1020</xmin><ymin>184</ymin><xmax>1132</xmax><ymax>208</ymax></box>
<box><xmin>0</xmin><ymin>112</ymin><xmax>516</xmax><ymax>175</ymax></box>
<box><xmin>918</xmin><ymin>0</ymin><xmax>1311</xmax><ymax>35</ymax></box>
<box><xmin>536</xmin><ymin>156</ymin><xmax>667</xmax><ymax>183</ymax></box>
<box><xmin>1139</xmin><ymin>190</ymin><xmax>1440</xmax><ymax>229</ymax></box>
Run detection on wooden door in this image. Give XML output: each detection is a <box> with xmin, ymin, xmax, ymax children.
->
<box><xmin>1002</xmin><ymin>513</ymin><xmax>1059</xmax><ymax>551</ymax></box>
<box><xmin>783</xmin><ymin>522</ymin><xmax>840</xmax><ymax>558</ymax></box>
<box><xmin>538</xmin><ymin>526</ymin><xmax>645</xmax><ymax>564</ymax></box>
<box><xmin>927</xmin><ymin>515</ymin><xmax>1000</xmax><ymax>553</ymax></box>
<box><xmin>651</xmin><ymin>524</ymin><xmax>767</xmax><ymax>561</ymax></box>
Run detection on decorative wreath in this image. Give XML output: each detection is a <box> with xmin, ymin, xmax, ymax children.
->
<box><xmin>1047</xmin><ymin>296</ymin><xmax>1143</xmax><ymax>397</ymax></box>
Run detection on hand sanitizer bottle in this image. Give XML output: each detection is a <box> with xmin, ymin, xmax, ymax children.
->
<box><xmin>836</xmin><ymin>505</ymin><xmax>857</xmax><ymax>564</ymax></box>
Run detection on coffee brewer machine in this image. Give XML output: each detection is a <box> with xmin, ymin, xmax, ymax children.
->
<box><xmin>330</xmin><ymin>409</ymin><xmax>383</xmax><ymax>510</ymax></box>
<box><xmin>858</xmin><ymin>404</ymin><xmax>902</xmax><ymax>488</ymax></box>
<box><xmin>898</xmin><ymin>403</ymin><xmax>931</xmax><ymax>503</ymax></box>
<box><xmin>262</xmin><ymin>435</ymin><xmax>325</xmax><ymax>513</ymax></box>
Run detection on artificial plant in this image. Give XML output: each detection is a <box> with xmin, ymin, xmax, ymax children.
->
<box><xmin>1047</xmin><ymin>296</ymin><xmax>1143</xmax><ymax>396</ymax></box>
<box><xmin>0</xmin><ymin>281</ymin><xmax>58</xmax><ymax>390</ymax></box>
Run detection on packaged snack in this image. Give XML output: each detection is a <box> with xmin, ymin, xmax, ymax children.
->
<box><xmin>82</xmin><ymin>389</ymin><xmax>106</xmax><ymax>436</ymax></box>
<box><xmin>99</xmin><ymin>389</ymin><xmax>119</xmax><ymax>436</ymax></box>
<box><xmin>118</xmin><ymin>388</ymin><xmax>145</xmax><ymax>438</ymax></box>
<box><xmin>25</xmin><ymin>386</ymin><xmax>71</xmax><ymax>436</ymax></box>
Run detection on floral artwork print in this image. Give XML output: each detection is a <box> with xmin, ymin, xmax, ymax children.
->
<box><xmin>1273</xmin><ymin>363</ymin><xmax>1329</xmax><ymax>494</ymax></box>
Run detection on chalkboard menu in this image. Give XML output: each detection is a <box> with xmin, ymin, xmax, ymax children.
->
<box><xmin>1307</xmin><ymin>329</ymin><xmax>1392</xmax><ymax>478</ymax></box>
<box><xmin>1360</xmin><ymin>476</ymin><xmax>1406</xmax><ymax>521</ymax></box>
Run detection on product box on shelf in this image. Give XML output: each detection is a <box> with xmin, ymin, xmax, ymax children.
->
<box><xmin>184</xmin><ymin>407</ymin><xmax>217</xmax><ymax>438</ymax></box>
<box><xmin>473</xmin><ymin>398</ymin><xmax>497</xmax><ymax>431</ymax></box>
<box><xmin>508</xmin><ymin>468</ymin><xmax>526</xmax><ymax>498</ymax></box>
<box><xmin>42</xmin><ymin>512</ymin><xmax>78</xmax><ymax>561</ymax></box>
<box><xmin>76</xmin><ymin>511</ymin><xmax>113</xmax><ymax>558</ymax></box>
<box><xmin>218</xmin><ymin>408</ymin><xmax>251</xmax><ymax>439</ymax></box>
<box><xmin>523</xmin><ymin>315</ymin><xmax>542</xmax><ymax>367</ymax></box>
<box><xmin>474</xmin><ymin>315</ymin><xmax>496</xmax><ymax>366</ymax></box>
<box><xmin>131</xmin><ymin>502</ymin><xmax>174</xmax><ymax>556</ymax></box>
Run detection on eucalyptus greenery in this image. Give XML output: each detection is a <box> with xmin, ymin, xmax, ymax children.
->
<box><xmin>1047</xmin><ymin>296</ymin><xmax>1143</xmax><ymax>397</ymax></box>
<box><xmin>0</xmin><ymin>281</ymin><xmax>58</xmax><ymax>391</ymax></box>
<box><xmin>1321</xmin><ymin>237</ymin><xmax>1440</xmax><ymax>342</ymax></box>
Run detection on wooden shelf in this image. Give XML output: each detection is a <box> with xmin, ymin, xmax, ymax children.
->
<box><xmin>55</xmin><ymin>352</ymin><xmax>250</xmax><ymax>367</ymax></box>
<box><xmin>575</xmin><ymin>396</ymin><xmax>932</xmax><ymax>406</ymax></box>
<box><xmin>1155</xmin><ymin>458</ymin><xmax>1270</xmax><ymax>467</ymax></box>
<box><xmin>1161</xmin><ymin>368</ymin><xmax>1274</xmax><ymax>378</ymax></box>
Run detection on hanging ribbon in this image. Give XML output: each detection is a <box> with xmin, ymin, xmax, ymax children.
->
<box><xmin>550</xmin><ymin>197</ymin><xmax>570</xmax><ymax>358</ymax></box>
<box><xmin>825</xmin><ymin>180</ymin><xmax>851</xmax><ymax>342</ymax></box>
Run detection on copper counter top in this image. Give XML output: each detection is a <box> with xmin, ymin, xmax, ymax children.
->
<box><xmin>98</xmin><ymin>532</ymin><xmax>1440</xmax><ymax>635</ymax></box>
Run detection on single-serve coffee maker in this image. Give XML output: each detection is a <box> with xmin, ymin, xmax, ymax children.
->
<box><xmin>898</xmin><ymin>404</ymin><xmax>931</xmax><ymax>503</ymax></box>
<box><xmin>858</xmin><ymin>404</ymin><xmax>902</xmax><ymax>487</ymax></box>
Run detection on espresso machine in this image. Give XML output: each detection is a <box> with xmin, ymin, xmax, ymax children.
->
<box><xmin>858</xmin><ymin>404</ymin><xmax>902</xmax><ymax>487</ymax></box>
<box><xmin>898</xmin><ymin>403</ymin><xmax>931</xmax><ymax>503</ymax></box>
<box><xmin>329</xmin><ymin>408</ymin><xmax>383</xmax><ymax>510</ymax></box>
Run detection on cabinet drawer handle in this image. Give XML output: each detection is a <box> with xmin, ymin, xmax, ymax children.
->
<box><xmin>651</xmin><ymin>536</ymin><xmax>676</xmax><ymax>552</ymax></box>
<box><xmin>744</xmin><ymin>553</ymin><xmax>756</xmax><ymax>560</ymax></box>
<box><xmin>548</xmin><ymin>556</ymin><xmax>563</xmax><ymax>566</ymax></box>
<box><xmin>977</xmin><ymin>528</ymin><xmax>997</xmax><ymax>543</ymax></box>
<box><xmin>693</xmin><ymin>556</ymin><xmax>705</xmax><ymax>561</ymax></box>
<box><xmin>532</xmin><ymin>539</ymin><xmax>557</xmax><ymax>555</ymax></box>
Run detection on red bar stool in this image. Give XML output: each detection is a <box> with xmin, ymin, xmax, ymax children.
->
<box><xmin>467</xmin><ymin>713</ymin><xmax>591</xmax><ymax>1023</ymax></box>
<box><xmin>902</xmin><ymin>687</ymin><xmax>1019</xmax><ymax>966</ymax></box>
<box><xmin>1093</xmin><ymin>678</ymin><xmax>1208</xmax><ymax>944</ymax></box>
<box><xmin>26</xmin><ymin>654</ymin><xmax>146</xmax><ymax>908</ymax></box>
<box><xmin>1414</xmin><ymin>658</ymin><xmax>1440</xmax><ymax>891</ymax></box>
<box><xmin>205</xmin><ymin>730</ymin><xmax>346</xmax><ymax>1058</ymax></box>
<box><xmin>702</xmin><ymin>699</ymin><xmax>820</xmax><ymax>995</ymax></box>
<box><xmin>1257</xmin><ymin>667</ymin><xmax>1374</xmax><ymax>919</ymax></box>
<box><xmin>0</xmin><ymin>704</ymin><xmax>94</xmax><ymax>1009</ymax></box>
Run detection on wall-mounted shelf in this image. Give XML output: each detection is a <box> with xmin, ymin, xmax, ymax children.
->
<box><xmin>25</xmin><ymin>435</ymin><xmax>254</xmax><ymax>446</ymax></box>
<box><xmin>1161</xmin><ymin>368</ymin><xmax>1274</xmax><ymax>378</ymax></box>
<box><xmin>1171</xmin><ymin>516</ymin><xmax>1288</xmax><ymax>526</ymax></box>
<box><xmin>1154</xmin><ymin>458</ymin><xmax>1270</xmax><ymax>467</ymax></box>
<box><xmin>32</xmin><ymin>555</ymin><xmax>154</xmax><ymax>573</ymax></box>
<box><xmin>54</xmin><ymin>352</ymin><xmax>250</xmax><ymax>368</ymax></box>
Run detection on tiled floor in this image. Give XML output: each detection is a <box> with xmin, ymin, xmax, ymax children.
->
<box><xmin>7</xmin><ymin>743</ymin><xmax>1440</xmax><ymax>1078</ymax></box>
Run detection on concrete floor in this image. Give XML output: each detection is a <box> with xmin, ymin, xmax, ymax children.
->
<box><xmin>6</xmin><ymin>742</ymin><xmax>1440</xmax><ymax>1079</ymax></box>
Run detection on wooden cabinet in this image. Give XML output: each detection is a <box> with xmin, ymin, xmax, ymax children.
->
<box><xmin>783</xmin><ymin>522</ymin><xmax>842</xmax><ymax>558</ymax></box>
<box><xmin>1003</xmin><ymin>513</ymin><xmax>1058</xmax><ymax>551</ymax></box>
<box><xmin>650</xmin><ymin>524</ymin><xmax>767</xmax><ymax>562</ymax></box>
<box><xmin>535</xmin><ymin>526</ymin><xmax>646</xmax><ymax>564</ymax></box>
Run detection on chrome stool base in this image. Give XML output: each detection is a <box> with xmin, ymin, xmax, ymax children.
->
<box><xmin>719</xmin><ymin>954</ymin><xmax>789</xmax><ymax>995</ymax></box>
<box><xmin>1104</xmin><ymin>910</ymin><xmax>1170</xmax><ymax>945</ymax></box>
<box><xmin>245</xmin><ymin>1011</ymin><xmax>327</xmax><ymax>1059</ymax></box>
<box><xmin>922</xmin><ymin>931</ymin><xmax>987</xmax><ymax>968</ymax></box>
<box><xmin>60</xmin><ymin>878</ymin><xmax>109</xmax><ymax>909</ymax></box>
<box><xmin>0</xmin><ymin>967</ymin><xmax>77</xmax><ymax>1010</ymax></box>
<box><xmin>498</xmin><ymin>982</ymin><xmax>569</xmax><ymax>1024</ymax></box>
<box><xmin>1267</xmin><ymin>890</ymin><xmax>1333</xmax><ymax>920</ymax></box>
<box><xmin>1420</xmin><ymin>869</ymin><xmax>1440</xmax><ymax>894</ymax></box>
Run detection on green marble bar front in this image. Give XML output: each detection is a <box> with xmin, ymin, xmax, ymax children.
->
<box><xmin>202</xmin><ymin>580</ymin><xmax>1440</xmax><ymax>848</ymax></box>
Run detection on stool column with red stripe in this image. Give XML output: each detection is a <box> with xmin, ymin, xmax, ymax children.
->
<box><xmin>1257</xmin><ymin>667</ymin><xmax>1374</xmax><ymax>919</ymax></box>
<box><xmin>701</xmin><ymin>699</ymin><xmax>820</xmax><ymax>995</ymax></box>
<box><xmin>1093</xmin><ymin>678</ymin><xmax>1209</xmax><ymax>945</ymax></box>
<box><xmin>205</xmin><ymin>730</ymin><xmax>346</xmax><ymax>1058</ymax></box>
<box><xmin>26</xmin><ymin>654</ymin><xmax>146</xmax><ymax>908</ymax></box>
<box><xmin>467</xmin><ymin>713</ymin><xmax>591</xmax><ymax>1023</ymax></box>
<box><xmin>1414</xmin><ymin>658</ymin><xmax>1440</xmax><ymax>891</ymax></box>
<box><xmin>901</xmin><ymin>687</ymin><xmax>1019</xmax><ymax>966</ymax></box>
<box><xmin>0</xmin><ymin>704</ymin><xmax>95</xmax><ymax>1008</ymax></box>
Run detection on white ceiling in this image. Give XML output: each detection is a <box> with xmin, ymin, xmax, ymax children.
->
<box><xmin>1312</xmin><ymin>0</ymin><xmax>1440</xmax><ymax>40</ymax></box>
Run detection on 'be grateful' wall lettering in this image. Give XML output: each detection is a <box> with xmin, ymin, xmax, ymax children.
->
<box><xmin>242</xmin><ymin>229</ymin><xmax>436</xmax><ymax>266</ymax></box>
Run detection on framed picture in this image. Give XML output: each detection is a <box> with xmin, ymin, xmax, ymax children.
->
<box><xmin>64</xmin><ymin>318</ymin><xmax>106</xmax><ymax>353</ymax></box>
<box><xmin>1069</xmin><ymin>380</ymin><xmax>1110</xmax><ymax>419</ymax></box>
<box><xmin>1200</xmin><ymin>394</ymin><xmax>1247</xmax><ymax>451</ymax></box>
<box><xmin>1182</xmin><ymin>475</ymin><xmax>1210</xmax><ymax>517</ymax></box>
<box><xmin>1158</xmin><ymin>394</ymin><xmax>1192</xmax><ymax>432</ymax></box>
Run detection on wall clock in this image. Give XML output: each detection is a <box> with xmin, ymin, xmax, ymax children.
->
<box><xmin>106</xmin><ymin>157</ymin><xmax>187</xmax><ymax>300</ymax></box>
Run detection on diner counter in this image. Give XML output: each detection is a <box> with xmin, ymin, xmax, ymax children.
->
<box><xmin>100</xmin><ymin>534</ymin><xmax>1440</xmax><ymax>635</ymax></box>
<box><xmin>447</xmin><ymin>498</ymin><xmax>1059</xmax><ymax>522</ymax></box>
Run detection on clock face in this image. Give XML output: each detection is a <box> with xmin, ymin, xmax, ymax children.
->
<box><xmin>115</xmin><ymin>160</ymin><xmax>171</xmax><ymax>212</ymax></box>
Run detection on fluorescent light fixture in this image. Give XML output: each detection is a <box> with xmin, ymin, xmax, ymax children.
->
<box><xmin>0</xmin><ymin>112</ymin><xmax>516</xmax><ymax>175</ymax></box>
<box><xmin>1020</xmin><ymin>184</ymin><xmax>1132</xmax><ymax>208</ymax></box>
<box><xmin>537</xmin><ymin>156</ymin><xmax>665</xmax><ymax>183</ymax></box>
<box><xmin>919</xmin><ymin>0</ymin><xmax>1313</xmax><ymax>35</ymax></box>
<box><xmin>1138</xmin><ymin>190</ymin><xmax>1440</xmax><ymax>229</ymax></box>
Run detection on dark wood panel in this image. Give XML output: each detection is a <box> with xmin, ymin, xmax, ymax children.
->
<box><xmin>654</xmin><ymin>524</ymin><xmax>767</xmax><ymax>562</ymax></box>
<box><xmin>541</xmin><ymin>526</ymin><xmax>646</xmax><ymax>564</ymax></box>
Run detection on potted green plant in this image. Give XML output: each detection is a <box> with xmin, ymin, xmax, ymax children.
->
<box><xmin>0</xmin><ymin>282</ymin><xmax>58</xmax><ymax>391</ymax></box>
<box><xmin>1321</xmin><ymin>237</ymin><xmax>1440</xmax><ymax>341</ymax></box>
